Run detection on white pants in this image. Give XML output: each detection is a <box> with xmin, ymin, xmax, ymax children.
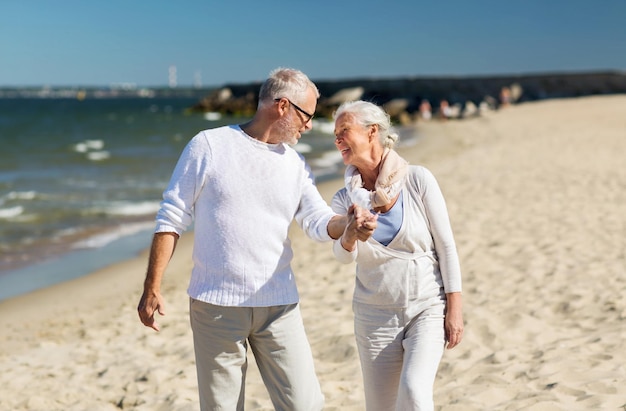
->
<box><xmin>354</xmin><ymin>296</ymin><xmax>446</xmax><ymax>411</ymax></box>
<box><xmin>189</xmin><ymin>299</ymin><xmax>324</xmax><ymax>411</ymax></box>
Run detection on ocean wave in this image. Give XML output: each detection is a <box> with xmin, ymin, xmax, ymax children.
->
<box><xmin>312</xmin><ymin>119</ymin><xmax>335</xmax><ymax>135</ymax></box>
<box><xmin>309</xmin><ymin>150</ymin><xmax>344</xmax><ymax>168</ymax></box>
<box><xmin>5</xmin><ymin>191</ymin><xmax>37</xmax><ymax>201</ymax></box>
<box><xmin>72</xmin><ymin>221</ymin><xmax>155</xmax><ymax>249</ymax></box>
<box><xmin>0</xmin><ymin>206</ymin><xmax>24</xmax><ymax>219</ymax></box>
<box><xmin>72</xmin><ymin>139</ymin><xmax>105</xmax><ymax>153</ymax></box>
<box><xmin>53</xmin><ymin>227</ymin><xmax>82</xmax><ymax>238</ymax></box>
<box><xmin>301</xmin><ymin>148</ymin><xmax>344</xmax><ymax>182</ymax></box>
<box><xmin>294</xmin><ymin>143</ymin><xmax>312</xmax><ymax>153</ymax></box>
<box><xmin>308</xmin><ymin>151</ymin><xmax>345</xmax><ymax>181</ymax></box>
<box><xmin>86</xmin><ymin>150</ymin><xmax>111</xmax><ymax>161</ymax></box>
<box><xmin>72</xmin><ymin>139</ymin><xmax>110</xmax><ymax>161</ymax></box>
<box><xmin>203</xmin><ymin>112</ymin><xmax>222</xmax><ymax>121</ymax></box>
<box><xmin>100</xmin><ymin>200</ymin><xmax>162</xmax><ymax>216</ymax></box>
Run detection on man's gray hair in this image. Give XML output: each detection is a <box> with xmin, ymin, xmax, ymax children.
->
<box><xmin>258</xmin><ymin>67</ymin><xmax>320</xmax><ymax>108</ymax></box>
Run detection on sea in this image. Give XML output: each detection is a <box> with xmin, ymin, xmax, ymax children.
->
<box><xmin>0</xmin><ymin>96</ymin><xmax>418</xmax><ymax>301</ymax></box>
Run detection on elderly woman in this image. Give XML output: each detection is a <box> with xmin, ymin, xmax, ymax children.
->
<box><xmin>331</xmin><ymin>100</ymin><xmax>464</xmax><ymax>411</ymax></box>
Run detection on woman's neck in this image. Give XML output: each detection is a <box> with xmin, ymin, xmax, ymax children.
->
<box><xmin>356</xmin><ymin>147</ymin><xmax>384</xmax><ymax>190</ymax></box>
<box><xmin>359</xmin><ymin>166</ymin><xmax>379</xmax><ymax>190</ymax></box>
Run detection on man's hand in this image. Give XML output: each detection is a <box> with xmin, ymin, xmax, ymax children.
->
<box><xmin>340</xmin><ymin>205</ymin><xmax>378</xmax><ymax>251</ymax></box>
<box><xmin>137</xmin><ymin>289</ymin><xmax>166</xmax><ymax>332</ymax></box>
<box><xmin>353</xmin><ymin>205</ymin><xmax>378</xmax><ymax>241</ymax></box>
<box><xmin>137</xmin><ymin>232</ymin><xmax>178</xmax><ymax>332</ymax></box>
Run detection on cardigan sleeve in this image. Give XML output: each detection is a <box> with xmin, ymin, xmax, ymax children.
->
<box><xmin>416</xmin><ymin>166</ymin><xmax>462</xmax><ymax>293</ymax></box>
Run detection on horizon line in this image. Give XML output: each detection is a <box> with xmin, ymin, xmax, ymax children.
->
<box><xmin>2</xmin><ymin>69</ymin><xmax>624</xmax><ymax>89</ymax></box>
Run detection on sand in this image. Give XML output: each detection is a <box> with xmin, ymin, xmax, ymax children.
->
<box><xmin>1</xmin><ymin>95</ymin><xmax>625</xmax><ymax>410</ymax></box>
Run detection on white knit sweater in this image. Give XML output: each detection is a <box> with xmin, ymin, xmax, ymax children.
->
<box><xmin>332</xmin><ymin>166</ymin><xmax>462</xmax><ymax>307</ymax></box>
<box><xmin>155</xmin><ymin>125</ymin><xmax>335</xmax><ymax>307</ymax></box>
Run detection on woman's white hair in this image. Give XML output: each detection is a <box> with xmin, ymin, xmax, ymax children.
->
<box><xmin>333</xmin><ymin>100</ymin><xmax>399</xmax><ymax>148</ymax></box>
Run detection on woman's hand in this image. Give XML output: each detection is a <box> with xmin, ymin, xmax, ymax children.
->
<box><xmin>353</xmin><ymin>205</ymin><xmax>378</xmax><ymax>241</ymax></box>
<box><xmin>444</xmin><ymin>292</ymin><xmax>464</xmax><ymax>349</ymax></box>
<box><xmin>340</xmin><ymin>205</ymin><xmax>378</xmax><ymax>251</ymax></box>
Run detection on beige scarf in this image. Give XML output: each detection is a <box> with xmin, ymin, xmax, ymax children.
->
<box><xmin>344</xmin><ymin>148</ymin><xmax>408</xmax><ymax>210</ymax></box>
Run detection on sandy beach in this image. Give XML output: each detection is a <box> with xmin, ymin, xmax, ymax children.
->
<box><xmin>1</xmin><ymin>95</ymin><xmax>625</xmax><ymax>410</ymax></box>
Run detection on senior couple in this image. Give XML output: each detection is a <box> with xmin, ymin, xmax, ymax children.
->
<box><xmin>137</xmin><ymin>67</ymin><xmax>463</xmax><ymax>411</ymax></box>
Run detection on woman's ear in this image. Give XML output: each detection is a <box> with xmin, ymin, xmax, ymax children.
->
<box><xmin>369</xmin><ymin>124</ymin><xmax>378</xmax><ymax>141</ymax></box>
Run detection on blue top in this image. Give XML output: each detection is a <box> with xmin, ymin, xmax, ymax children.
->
<box><xmin>372</xmin><ymin>191</ymin><xmax>404</xmax><ymax>246</ymax></box>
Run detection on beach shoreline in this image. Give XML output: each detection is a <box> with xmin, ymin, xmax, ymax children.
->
<box><xmin>1</xmin><ymin>95</ymin><xmax>625</xmax><ymax>410</ymax></box>
<box><xmin>0</xmin><ymin>119</ymin><xmax>420</xmax><ymax>303</ymax></box>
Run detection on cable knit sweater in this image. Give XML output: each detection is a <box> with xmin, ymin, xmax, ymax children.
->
<box><xmin>331</xmin><ymin>166</ymin><xmax>462</xmax><ymax>307</ymax></box>
<box><xmin>155</xmin><ymin>125</ymin><xmax>335</xmax><ymax>307</ymax></box>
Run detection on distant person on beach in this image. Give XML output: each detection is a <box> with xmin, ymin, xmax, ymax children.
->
<box><xmin>499</xmin><ymin>86</ymin><xmax>511</xmax><ymax>107</ymax></box>
<box><xmin>331</xmin><ymin>100</ymin><xmax>464</xmax><ymax>410</ymax></box>
<box><xmin>418</xmin><ymin>99</ymin><xmax>432</xmax><ymax>120</ymax></box>
<box><xmin>438</xmin><ymin>99</ymin><xmax>453</xmax><ymax>120</ymax></box>
<box><xmin>137</xmin><ymin>68</ymin><xmax>376</xmax><ymax>411</ymax></box>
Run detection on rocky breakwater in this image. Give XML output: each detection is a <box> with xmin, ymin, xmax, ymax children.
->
<box><xmin>189</xmin><ymin>71</ymin><xmax>626</xmax><ymax>124</ymax></box>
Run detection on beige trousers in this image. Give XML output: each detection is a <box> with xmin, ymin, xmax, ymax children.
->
<box><xmin>354</xmin><ymin>296</ymin><xmax>446</xmax><ymax>411</ymax></box>
<box><xmin>189</xmin><ymin>299</ymin><xmax>324</xmax><ymax>411</ymax></box>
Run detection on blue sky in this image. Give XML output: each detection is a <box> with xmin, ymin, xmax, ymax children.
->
<box><xmin>1</xmin><ymin>0</ymin><xmax>625</xmax><ymax>87</ymax></box>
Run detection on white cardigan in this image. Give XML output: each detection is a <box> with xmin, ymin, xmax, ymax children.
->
<box><xmin>156</xmin><ymin>125</ymin><xmax>335</xmax><ymax>307</ymax></box>
<box><xmin>332</xmin><ymin>166</ymin><xmax>462</xmax><ymax>307</ymax></box>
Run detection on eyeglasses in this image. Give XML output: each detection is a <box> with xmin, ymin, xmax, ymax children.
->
<box><xmin>274</xmin><ymin>98</ymin><xmax>314</xmax><ymax>122</ymax></box>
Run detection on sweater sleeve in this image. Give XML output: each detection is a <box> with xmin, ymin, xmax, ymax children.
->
<box><xmin>155</xmin><ymin>132</ymin><xmax>210</xmax><ymax>235</ymax></box>
<box><xmin>417</xmin><ymin>167</ymin><xmax>462</xmax><ymax>293</ymax></box>
<box><xmin>330</xmin><ymin>189</ymin><xmax>358</xmax><ymax>263</ymax></box>
<box><xmin>294</xmin><ymin>160</ymin><xmax>337</xmax><ymax>242</ymax></box>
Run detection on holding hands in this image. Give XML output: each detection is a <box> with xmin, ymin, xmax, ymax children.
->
<box><xmin>340</xmin><ymin>205</ymin><xmax>378</xmax><ymax>251</ymax></box>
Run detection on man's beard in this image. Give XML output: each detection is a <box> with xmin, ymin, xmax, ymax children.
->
<box><xmin>274</xmin><ymin>116</ymin><xmax>299</xmax><ymax>146</ymax></box>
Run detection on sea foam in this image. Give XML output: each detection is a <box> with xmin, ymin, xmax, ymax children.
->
<box><xmin>73</xmin><ymin>139</ymin><xmax>105</xmax><ymax>153</ymax></box>
<box><xmin>101</xmin><ymin>200</ymin><xmax>162</xmax><ymax>216</ymax></box>
<box><xmin>0</xmin><ymin>206</ymin><xmax>24</xmax><ymax>219</ymax></box>
<box><xmin>72</xmin><ymin>221</ymin><xmax>155</xmax><ymax>249</ymax></box>
<box><xmin>6</xmin><ymin>191</ymin><xmax>37</xmax><ymax>200</ymax></box>
<box><xmin>86</xmin><ymin>150</ymin><xmax>111</xmax><ymax>161</ymax></box>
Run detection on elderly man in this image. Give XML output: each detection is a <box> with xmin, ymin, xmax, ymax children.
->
<box><xmin>137</xmin><ymin>67</ymin><xmax>375</xmax><ymax>410</ymax></box>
